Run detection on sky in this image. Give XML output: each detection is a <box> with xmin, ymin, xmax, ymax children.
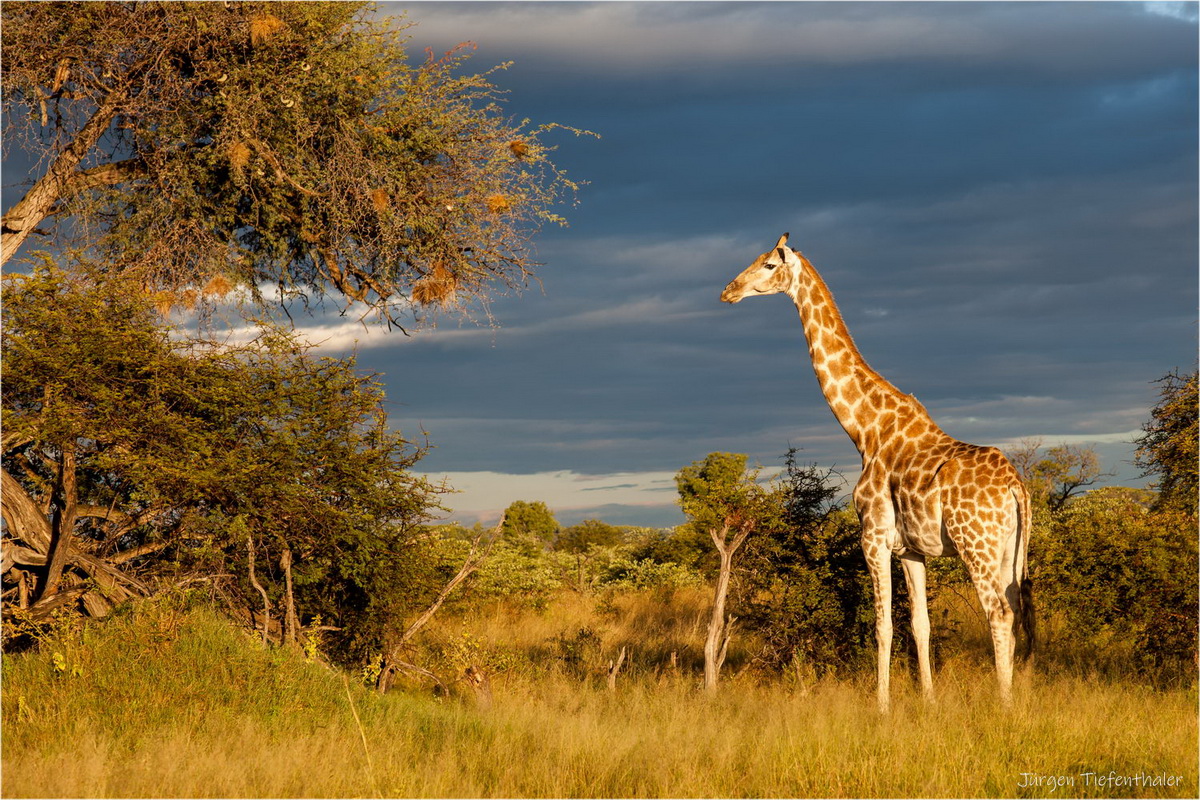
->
<box><xmin>6</xmin><ymin>2</ymin><xmax>1198</xmax><ymax>529</ymax></box>
<box><xmin>313</xmin><ymin>0</ymin><xmax>1196</xmax><ymax>528</ymax></box>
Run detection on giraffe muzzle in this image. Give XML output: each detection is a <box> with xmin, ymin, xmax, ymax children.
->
<box><xmin>720</xmin><ymin>283</ymin><xmax>744</xmax><ymax>303</ymax></box>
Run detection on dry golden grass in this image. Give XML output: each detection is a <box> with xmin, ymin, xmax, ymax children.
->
<box><xmin>2</xmin><ymin>597</ymin><xmax>1196</xmax><ymax>798</ymax></box>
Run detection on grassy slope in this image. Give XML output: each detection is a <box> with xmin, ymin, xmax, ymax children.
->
<box><xmin>2</xmin><ymin>598</ymin><xmax>1196</xmax><ymax>798</ymax></box>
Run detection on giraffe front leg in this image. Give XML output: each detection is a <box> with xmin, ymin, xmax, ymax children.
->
<box><xmin>863</xmin><ymin>539</ymin><xmax>893</xmax><ymax>713</ymax></box>
<box><xmin>900</xmin><ymin>553</ymin><xmax>934</xmax><ymax>700</ymax></box>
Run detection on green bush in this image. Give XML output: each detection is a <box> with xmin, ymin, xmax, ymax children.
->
<box><xmin>598</xmin><ymin>557</ymin><xmax>703</xmax><ymax>592</ymax></box>
<box><xmin>467</xmin><ymin>540</ymin><xmax>564</xmax><ymax>608</ymax></box>
<box><xmin>742</xmin><ymin>507</ymin><xmax>876</xmax><ymax>674</ymax></box>
<box><xmin>1033</xmin><ymin>487</ymin><xmax>1197</xmax><ymax>684</ymax></box>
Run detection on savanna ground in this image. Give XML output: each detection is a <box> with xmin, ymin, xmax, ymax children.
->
<box><xmin>3</xmin><ymin>588</ymin><xmax>1195</xmax><ymax>799</ymax></box>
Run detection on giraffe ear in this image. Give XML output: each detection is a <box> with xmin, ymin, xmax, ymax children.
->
<box><xmin>775</xmin><ymin>233</ymin><xmax>789</xmax><ymax>250</ymax></box>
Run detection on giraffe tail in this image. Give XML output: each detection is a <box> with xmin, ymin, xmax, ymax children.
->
<box><xmin>1014</xmin><ymin>485</ymin><xmax>1036</xmax><ymax>663</ymax></box>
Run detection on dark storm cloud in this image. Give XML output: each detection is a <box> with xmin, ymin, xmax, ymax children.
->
<box><xmin>295</xmin><ymin>3</ymin><xmax>1198</xmax><ymax>521</ymax></box>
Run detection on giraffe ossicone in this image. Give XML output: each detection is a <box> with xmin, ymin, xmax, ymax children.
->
<box><xmin>722</xmin><ymin>233</ymin><xmax>1034</xmax><ymax>712</ymax></box>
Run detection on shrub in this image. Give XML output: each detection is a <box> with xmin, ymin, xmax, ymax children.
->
<box><xmin>467</xmin><ymin>539</ymin><xmax>563</xmax><ymax>608</ymax></box>
<box><xmin>1033</xmin><ymin>487</ymin><xmax>1197</xmax><ymax>684</ymax></box>
<box><xmin>598</xmin><ymin>557</ymin><xmax>703</xmax><ymax>592</ymax></box>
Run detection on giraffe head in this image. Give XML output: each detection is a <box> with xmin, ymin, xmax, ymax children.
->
<box><xmin>720</xmin><ymin>233</ymin><xmax>801</xmax><ymax>303</ymax></box>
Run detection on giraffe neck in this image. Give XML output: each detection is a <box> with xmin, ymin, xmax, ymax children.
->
<box><xmin>786</xmin><ymin>254</ymin><xmax>930</xmax><ymax>456</ymax></box>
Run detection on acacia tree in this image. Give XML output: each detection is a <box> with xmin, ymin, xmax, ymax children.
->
<box><xmin>1</xmin><ymin>1</ymin><xmax>588</xmax><ymax>326</ymax></box>
<box><xmin>1134</xmin><ymin>368</ymin><xmax>1198</xmax><ymax>515</ymax></box>
<box><xmin>1</xmin><ymin>265</ymin><xmax>447</xmax><ymax>650</ymax></box>
<box><xmin>676</xmin><ymin>452</ymin><xmax>780</xmax><ymax>692</ymax></box>
<box><xmin>1006</xmin><ymin>438</ymin><xmax>1114</xmax><ymax>513</ymax></box>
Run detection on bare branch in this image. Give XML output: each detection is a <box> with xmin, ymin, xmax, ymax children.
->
<box><xmin>377</xmin><ymin>513</ymin><xmax>503</xmax><ymax>693</ymax></box>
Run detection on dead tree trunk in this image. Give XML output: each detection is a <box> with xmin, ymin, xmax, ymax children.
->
<box><xmin>39</xmin><ymin>448</ymin><xmax>78</xmax><ymax>602</ymax></box>
<box><xmin>246</xmin><ymin>534</ymin><xmax>271</xmax><ymax>646</ymax></box>
<box><xmin>703</xmin><ymin>518</ymin><xmax>753</xmax><ymax>693</ymax></box>
<box><xmin>606</xmin><ymin>645</ymin><xmax>627</xmax><ymax>691</ymax></box>
<box><xmin>281</xmin><ymin>547</ymin><xmax>299</xmax><ymax>647</ymax></box>
<box><xmin>1</xmin><ymin>89</ymin><xmax>127</xmax><ymax>265</ymax></box>
<box><xmin>376</xmin><ymin>514</ymin><xmax>503</xmax><ymax>694</ymax></box>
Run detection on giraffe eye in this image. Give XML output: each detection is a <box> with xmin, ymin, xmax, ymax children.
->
<box><xmin>765</xmin><ymin>262</ymin><xmax>778</xmax><ymax>270</ymax></box>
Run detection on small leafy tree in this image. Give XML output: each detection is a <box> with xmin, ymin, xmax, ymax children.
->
<box><xmin>1</xmin><ymin>1</ymin><xmax>591</xmax><ymax>326</ymax></box>
<box><xmin>465</xmin><ymin>537</ymin><xmax>563</xmax><ymax>609</ymax></box>
<box><xmin>555</xmin><ymin>519</ymin><xmax>624</xmax><ymax>553</ymax></box>
<box><xmin>676</xmin><ymin>452</ymin><xmax>780</xmax><ymax>692</ymax></box>
<box><xmin>1134</xmin><ymin>368</ymin><xmax>1198</xmax><ymax>515</ymax></box>
<box><xmin>626</xmin><ymin>525</ymin><xmax>716</xmax><ymax>576</ymax></box>
<box><xmin>500</xmin><ymin>500</ymin><xmax>559</xmax><ymax>554</ymax></box>
<box><xmin>1007</xmin><ymin>438</ymin><xmax>1114</xmax><ymax>513</ymax></box>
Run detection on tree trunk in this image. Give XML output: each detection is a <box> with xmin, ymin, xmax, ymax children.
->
<box><xmin>40</xmin><ymin>449</ymin><xmax>78</xmax><ymax>601</ymax></box>
<box><xmin>2</xmin><ymin>465</ymin><xmax>146</xmax><ymax>610</ymax></box>
<box><xmin>703</xmin><ymin>520</ymin><xmax>753</xmax><ymax>694</ymax></box>
<box><xmin>704</xmin><ymin>544</ymin><xmax>734</xmax><ymax>693</ymax></box>
<box><xmin>606</xmin><ymin>645</ymin><xmax>627</xmax><ymax>691</ymax></box>
<box><xmin>281</xmin><ymin>547</ymin><xmax>299</xmax><ymax>647</ymax></box>
<box><xmin>246</xmin><ymin>534</ymin><xmax>271</xmax><ymax>646</ymax></box>
<box><xmin>1</xmin><ymin>89</ymin><xmax>126</xmax><ymax>264</ymax></box>
<box><xmin>1</xmin><ymin>467</ymin><xmax>54</xmax><ymax>553</ymax></box>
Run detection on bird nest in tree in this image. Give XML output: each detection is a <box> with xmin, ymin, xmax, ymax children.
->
<box><xmin>411</xmin><ymin>262</ymin><xmax>458</xmax><ymax>307</ymax></box>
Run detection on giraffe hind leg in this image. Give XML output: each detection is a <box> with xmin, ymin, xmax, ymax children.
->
<box><xmin>980</xmin><ymin>581</ymin><xmax>1017</xmax><ymax>704</ymax></box>
<box><xmin>962</xmin><ymin>540</ymin><xmax>1019</xmax><ymax>704</ymax></box>
<box><xmin>947</xmin><ymin>512</ymin><xmax>1019</xmax><ymax>705</ymax></box>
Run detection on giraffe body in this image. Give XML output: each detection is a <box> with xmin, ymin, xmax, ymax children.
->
<box><xmin>721</xmin><ymin>233</ymin><xmax>1033</xmax><ymax>712</ymax></box>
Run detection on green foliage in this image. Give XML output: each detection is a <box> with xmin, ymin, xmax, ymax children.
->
<box><xmin>1135</xmin><ymin>368</ymin><xmax>1198</xmax><ymax>515</ymax></box>
<box><xmin>501</xmin><ymin>500</ymin><xmax>560</xmax><ymax>555</ymax></box>
<box><xmin>738</xmin><ymin>451</ymin><xmax>875</xmax><ymax>673</ymax></box>
<box><xmin>676</xmin><ymin>452</ymin><xmax>758</xmax><ymax>531</ymax></box>
<box><xmin>466</xmin><ymin>538</ymin><xmax>563</xmax><ymax>608</ymax></box>
<box><xmin>1</xmin><ymin>1</ymin><xmax>593</xmax><ymax>325</ymax></box>
<box><xmin>674</xmin><ymin>452</ymin><xmax>782</xmax><ymax>557</ymax></box>
<box><xmin>555</xmin><ymin>519</ymin><xmax>624</xmax><ymax>553</ymax></box>
<box><xmin>598</xmin><ymin>557</ymin><xmax>702</xmax><ymax>592</ymax></box>
<box><xmin>1</xmin><ymin>265</ymin><xmax>446</xmax><ymax>662</ymax></box>
<box><xmin>1032</xmin><ymin>487</ymin><xmax>1198</xmax><ymax>684</ymax></box>
<box><xmin>627</xmin><ymin>526</ymin><xmax>715</xmax><ymax>576</ymax></box>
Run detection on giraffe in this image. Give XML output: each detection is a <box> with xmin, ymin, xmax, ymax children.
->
<box><xmin>720</xmin><ymin>233</ymin><xmax>1034</xmax><ymax>712</ymax></box>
